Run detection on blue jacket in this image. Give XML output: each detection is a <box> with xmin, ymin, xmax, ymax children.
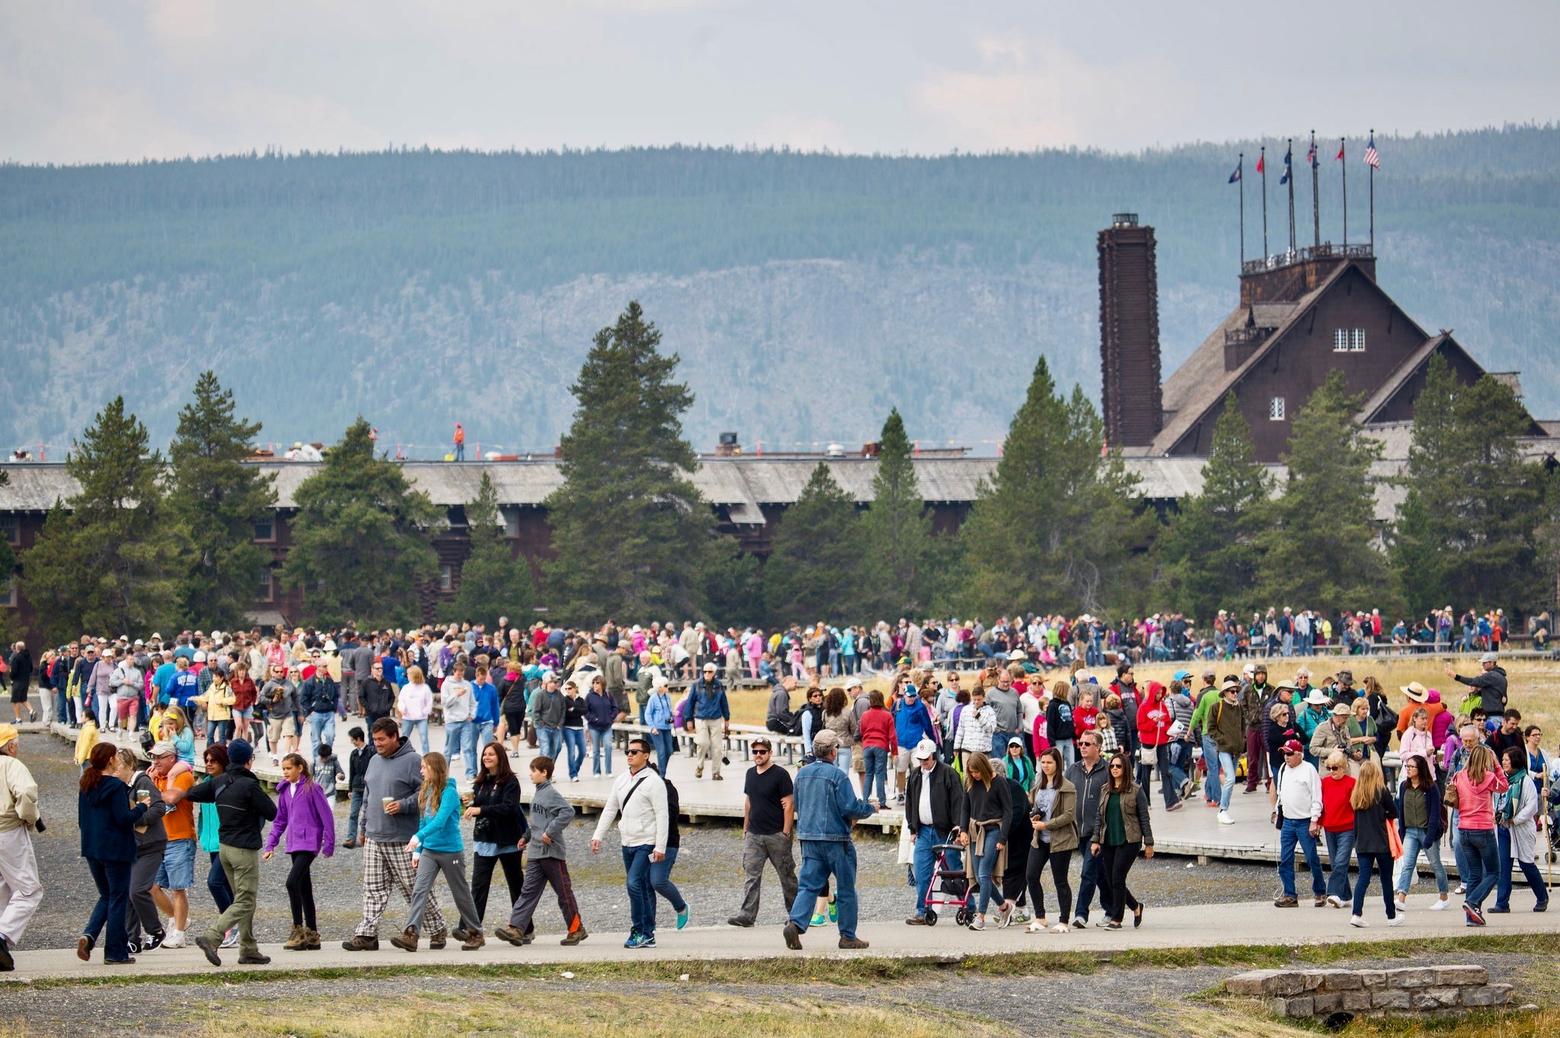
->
<box><xmin>794</xmin><ymin>759</ymin><xmax>875</xmax><ymax>841</ymax></box>
<box><xmin>690</xmin><ymin>678</ymin><xmax>730</xmax><ymax>722</ymax></box>
<box><xmin>413</xmin><ymin>778</ymin><xmax>463</xmax><ymax>854</ymax></box>
<box><xmin>79</xmin><ymin>776</ymin><xmax>149</xmax><ymax>863</ymax></box>
<box><xmin>472</xmin><ymin>681</ymin><xmax>500</xmax><ymax>726</ymax></box>
<box><xmin>894</xmin><ymin>698</ymin><xmax>937</xmax><ymax>750</ymax></box>
<box><xmin>645</xmin><ymin>691</ymin><xmax>674</xmax><ymax>731</ymax></box>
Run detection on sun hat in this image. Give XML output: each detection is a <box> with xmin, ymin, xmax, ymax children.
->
<box><xmin>1304</xmin><ymin>689</ymin><xmax>1330</xmax><ymax>707</ymax></box>
<box><xmin>1400</xmin><ymin>681</ymin><xmax>1429</xmax><ymax>703</ymax></box>
<box><xmin>1330</xmin><ymin>702</ymin><xmax>1351</xmax><ymax>716</ymax></box>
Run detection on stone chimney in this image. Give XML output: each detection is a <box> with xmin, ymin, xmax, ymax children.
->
<box><xmin>1098</xmin><ymin>213</ymin><xmax>1163</xmax><ymax>448</ymax></box>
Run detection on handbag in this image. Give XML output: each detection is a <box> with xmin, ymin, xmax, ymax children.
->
<box><xmin>1387</xmin><ymin>821</ymin><xmax>1404</xmax><ymax>860</ymax></box>
<box><xmin>1137</xmin><ymin>745</ymin><xmax>1156</xmax><ymax>767</ymax></box>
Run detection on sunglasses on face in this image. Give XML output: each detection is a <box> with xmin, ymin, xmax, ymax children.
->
<box><xmin>1109</xmin><ymin>763</ymin><xmax>1124</xmax><ymax>770</ymax></box>
<box><xmin>625</xmin><ymin>749</ymin><xmax>647</xmax><ymax>756</ymax></box>
<box><xmin>753</xmin><ymin>748</ymin><xmax>770</xmax><ymax>756</ymax></box>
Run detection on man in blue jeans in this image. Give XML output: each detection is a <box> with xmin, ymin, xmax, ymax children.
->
<box><xmin>783</xmin><ymin>730</ymin><xmax>876</xmax><ymax>950</ymax></box>
<box><xmin>902</xmin><ymin>739</ymin><xmax>963</xmax><ymax>924</ymax></box>
<box><xmin>591</xmin><ymin>738</ymin><xmax>670</xmax><ymax>949</ymax></box>
<box><xmin>1065</xmin><ymin>732</ymin><xmax>1110</xmax><ymax>925</ymax></box>
<box><xmin>1270</xmin><ymin>740</ymin><xmax>1326</xmax><ymax>907</ymax></box>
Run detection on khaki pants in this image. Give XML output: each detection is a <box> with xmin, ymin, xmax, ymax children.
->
<box><xmin>693</xmin><ymin>718</ymin><xmax>724</xmax><ymax>778</ymax></box>
<box><xmin>206</xmin><ymin>845</ymin><xmax>260</xmax><ymax>956</ymax></box>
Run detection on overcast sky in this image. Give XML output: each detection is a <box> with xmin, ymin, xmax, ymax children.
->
<box><xmin>2</xmin><ymin>0</ymin><xmax>1555</xmax><ymax>164</ymax></box>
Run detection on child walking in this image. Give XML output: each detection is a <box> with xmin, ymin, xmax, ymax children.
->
<box><xmin>495</xmin><ymin>755</ymin><xmax>589</xmax><ymax>946</ymax></box>
<box><xmin>261</xmin><ymin>753</ymin><xmax>335</xmax><ymax>950</ymax></box>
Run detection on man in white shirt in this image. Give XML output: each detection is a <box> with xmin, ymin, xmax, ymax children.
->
<box><xmin>591</xmin><ymin>737</ymin><xmax>669</xmax><ymax>949</ymax></box>
<box><xmin>1268</xmin><ymin>738</ymin><xmax>1326</xmax><ymax>907</ymax></box>
<box><xmin>439</xmin><ymin>660</ymin><xmax>475</xmax><ymax>774</ymax></box>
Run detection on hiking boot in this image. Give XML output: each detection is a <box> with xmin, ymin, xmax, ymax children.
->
<box><xmin>1273</xmin><ymin>895</ymin><xmax>1299</xmax><ymax>908</ymax></box>
<box><xmin>302</xmin><ymin>928</ymin><xmax>321</xmax><ymax>950</ymax></box>
<box><xmin>428</xmin><ymin>929</ymin><xmax>448</xmax><ymax>950</ymax></box>
<box><xmin>560</xmin><ymin>928</ymin><xmax>589</xmax><ymax>946</ymax></box>
<box><xmin>194</xmin><ymin>934</ymin><xmax>222</xmax><ymax>967</ymax></box>
<box><xmin>342</xmin><ymin>838</ymin><xmax>357</xmax><ymax>850</ymax></box>
<box><xmin>237</xmin><ymin>951</ymin><xmax>271</xmax><ymax>965</ymax></box>
<box><xmin>390</xmin><ymin>927</ymin><xmax>419</xmax><ymax>952</ymax></box>
<box><xmin>76</xmin><ymin>936</ymin><xmax>93</xmax><ymax>962</ymax></box>
<box><xmin>494</xmin><ymin>926</ymin><xmax>531</xmax><ymax>946</ymax></box>
<box><xmin>727</xmin><ymin>916</ymin><xmax>755</xmax><ymax>928</ymax></box>
<box><xmin>783</xmin><ymin>921</ymin><xmax>803</xmax><ymax>950</ymax></box>
<box><xmin>282</xmin><ymin>925</ymin><xmax>308</xmax><ymax>951</ymax></box>
<box><xmin>905</xmin><ymin>915</ymin><xmax>930</xmax><ymax>925</ymax></box>
<box><xmin>341</xmin><ymin>934</ymin><xmax>379</xmax><ymax>952</ymax></box>
<box><xmin>838</xmin><ymin>936</ymin><xmax>869</xmax><ymax>950</ymax></box>
<box><xmin>1314</xmin><ymin>896</ymin><xmax>1328</xmax><ymax>908</ymax></box>
<box><xmin>461</xmin><ymin>930</ymin><xmax>486</xmax><ymax>951</ymax></box>
<box><xmin>0</xmin><ymin>937</ymin><xmax>13</xmax><ymax>972</ymax></box>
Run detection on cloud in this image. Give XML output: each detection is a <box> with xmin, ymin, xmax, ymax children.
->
<box><xmin>748</xmin><ymin>114</ymin><xmax>850</xmax><ymax>152</ymax></box>
<box><xmin>917</xmin><ymin>36</ymin><xmax>1197</xmax><ymax>151</ymax></box>
<box><xmin>146</xmin><ymin>0</ymin><xmax>220</xmax><ymax>44</ymax></box>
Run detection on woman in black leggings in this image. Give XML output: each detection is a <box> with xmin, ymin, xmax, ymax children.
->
<box><xmin>1091</xmin><ymin>752</ymin><xmax>1154</xmax><ymax>930</ymax></box>
<box><xmin>1025</xmin><ymin>749</ymin><xmax>1078</xmax><ymax>933</ymax></box>
<box><xmin>465</xmin><ymin>742</ymin><xmax>528</xmax><ymax>923</ymax></box>
<box><xmin>261</xmin><ymin>753</ymin><xmax>335</xmax><ymax>950</ymax></box>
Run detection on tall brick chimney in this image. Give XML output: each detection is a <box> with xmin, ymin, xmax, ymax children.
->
<box><xmin>1098</xmin><ymin>213</ymin><xmax>1163</xmax><ymax>448</ymax></box>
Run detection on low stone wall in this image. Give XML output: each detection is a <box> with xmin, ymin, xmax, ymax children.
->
<box><xmin>1225</xmin><ymin>965</ymin><xmax>1512</xmax><ymax>1018</ymax></box>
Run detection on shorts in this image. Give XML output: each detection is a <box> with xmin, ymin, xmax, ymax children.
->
<box><xmin>853</xmin><ymin>749</ymin><xmax>866</xmax><ymax>773</ymax></box>
<box><xmin>157</xmin><ymin>837</ymin><xmax>196</xmax><ymax>890</ymax></box>
<box><xmin>9</xmin><ymin>686</ymin><xmax>27</xmax><ymax>704</ymax></box>
<box><xmin>504</xmin><ymin>711</ymin><xmax>524</xmax><ymax>735</ymax></box>
<box><xmin>267</xmin><ymin>715</ymin><xmax>299</xmax><ymax>743</ymax></box>
<box><xmin>894</xmin><ymin>748</ymin><xmax>913</xmax><ymax>774</ymax></box>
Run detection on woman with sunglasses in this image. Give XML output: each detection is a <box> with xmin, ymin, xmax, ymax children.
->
<box><xmin>1090</xmin><ymin>751</ymin><xmax>1153</xmax><ymax>930</ymax></box>
<box><xmin>1318</xmin><ymin>749</ymin><xmax>1357</xmax><ymax>908</ymax></box>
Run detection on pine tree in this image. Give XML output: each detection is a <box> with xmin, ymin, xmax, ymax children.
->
<box><xmin>1157</xmin><ymin>394</ymin><xmax>1272</xmax><ymax>620</ymax></box>
<box><xmin>1390</xmin><ymin>353</ymin><xmax>1460</xmax><ymax>613</ymax></box>
<box><xmin>1259</xmin><ymin>371</ymin><xmax>1388</xmax><ymax>608</ymax></box>
<box><xmin>763</xmin><ymin>462</ymin><xmax>864</xmax><ymax>624</ymax></box>
<box><xmin>280</xmin><ymin>418</ymin><xmax>438</xmax><ymax>628</ymax></box>
<box><xmin>859</xmin><ymin>408</ymin><xmax>934</xmax><ymax>617</ymax></box>
<box><xmin>167</xmin><ymin>371</ymin><xmax>277</xmax><ymax>629</ymax></box>
<box><xmin>959</xmin><ymin>357</ymin><xmax>1151</xmax><ymax>616</ymax></box>
<box><xmin>23</xmin><ymin>398</ymin><xmax>187</xmax><ymax>644</ymax></box>
<box><xmin>543</xmin><ymin>302</ymin><xmax>712</xmax><ymax>625</ymax></box>
<box><xmin>452</xmin><ymin>471</ymin><xmax>534</xmax><ymax>626</ymax></box>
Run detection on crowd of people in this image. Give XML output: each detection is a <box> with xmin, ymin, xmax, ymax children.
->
<box><xmin>0</xmin><ymin>615</ymin><xmax>1553</xmax><ymax>973</ymax></box>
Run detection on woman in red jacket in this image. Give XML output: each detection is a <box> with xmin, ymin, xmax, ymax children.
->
<box><xmin>1134</xmin><ymin>682</ymin><xmax>1180</xmax><ymax>810</ymax></box>
<box><xmin>1318</xmin><ymin>749</ymin><xmax>1357</xmax><ymax>908</ymax></box>
<box><xmin>857</xmin><ymin>691</ymin><xmax>897</xmax><ymax>812</ymax></box>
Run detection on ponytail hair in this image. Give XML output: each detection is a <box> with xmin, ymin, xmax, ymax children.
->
<box><xmin>80</xmin><ymin>742</ymin><xmax>117</xmax><ymax>793</ymax></box>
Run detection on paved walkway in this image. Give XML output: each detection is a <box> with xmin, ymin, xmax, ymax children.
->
<box><xmin>5</xmin><ymin>890</ymin><xmax>1554</xmax><ymax>982</ymax></box>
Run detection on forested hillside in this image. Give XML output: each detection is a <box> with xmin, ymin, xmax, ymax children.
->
<box><xmin>3</xmin><ymin>125</ymin><xmax>1557</xmax><ymax>455</ymax></box>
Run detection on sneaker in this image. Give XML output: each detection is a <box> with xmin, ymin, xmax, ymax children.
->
<box><xmin>783</xmin><ymin>921</ymin><xmax>803</xmax><ymax>950</ymax></box>
<box><xmin>0</xmin><ymin>937</ymin><xmax>12</xmax><ymax>972</ymax></box>
<box><xmin>838</xmin><ymin>936</ymin><xmax>869</xmax><ymax>950</ymax></box>
<box><xmin>1218</xmin><ymin>811</ymin><xmax>1235</xmax><ymax>825</ymax></box>
<box><xmin>624</xmin><ymin>930</ymin><xmax>644</xmax><ymax>949</ymax></box>
<box><xmin>1463</xmin><ymin>903</ymin><xmax>1485</xmax><ymax>927</ymax></box>
<box><xmin>194</xmin><ymin>934</ymin><xmax>222</xmax><ymax>966</ymax></box>
<box><xmin>1454</xmin><ymin>884</ymin><xmax>1466</xmax><ymax>895</ymax></box>
<box><xmin>1536</xmin><ymin>901</ymin><xmax>1550</xmax><ymax>913</ymax></box>
<box><xmin>1326</xmin><ymin>895</ymin><xmax>1343</xmax><ymax>909</ymax></box>
<box><xmin>1165</xmin><ymin>803</ymin><xmax>1182</xmax><ymax>812</ymax></box>
<box><xmin>906</xmin><ymin>915</ymin><xmax>931</xmax><ymax>926</ymax></box>
<box><xmin>828</xmin><ymin>900</ymin><xmax>838</xmax><ymax>923</ymax></box>
<box><xmin>237</xmin><ymin>951</ymin><xmax>271</xmax><ymax>965</ymax></box>
<box><xmin>560</xmin><ymin>928</ymin><xmax>589</xmax><ymax>946</ymax></box>
<box><xmin>968</xmin><ymin>917</ymin><xmax>985</xmax><ymax>931</ymax></box>
<box><xmin>1349</xmin><ymin>915</ymin><xmax>1367</xmax><ymax>928</ymax></box>
<box><xmin>76</xmin><ymin>936</ymin><xmax>93</xmax><ymax>962</ymax></box>
<box><xmin>1314</xmin><ymin>896</ymin><xmax>1328</xmax><ymax>908</ymax></box>
<box><xmin>1072</xmin><ymin>917</ymin><xmax>1087</xmax><ymax>930</ymax></box>
<box><xmin>1025</xmin><ymin>920</ymin><xmax>1048</xmax><ymax>934</ymax></box>
<box><xmin>1387</xmin><ymin>917</ymin><xmax>1402</xmax><ymax>927</ymax></box>
<box><xmin>1050</xmin><ymin>922</ymin><xmax>1070</xmax><ymax>934</ymax></box>
<box><xmin>1104</xmin><ymin>920</ymin><xmax>1122</xmax><ymax>929</ymax></box>
<box><xmin>1429</xmin><ymin>898</ymin><xmax>1450</xmax><ymax>911</ymax></box>
<box><xmin>676</xmin><ymin>907</ymin><xmax>690</xmax><ymax>930</ymax></box>
<box><xmin>162</xmin><ymin>930</ymin><xmax>187</xmax><ymax>949</ymax></box>
<box><xmin>810</xmin><ymin>912</ymin><xmax>828</xmax><ymax>927</ymax></box>
<box><xmin>1273</xmin><ymin>895</ymin><xmax>1299</xmax><ymax>908</ymax></box>
<box><xmin>220</xmin><ymin>929</ymin><xmax>240</xmax><ymax>949</ymax></box>
<box><xmin>995</xmin><ymin>902</ymin><xmax>1016</xmax><ymax>928</ymax></box>
<box><xmin>340</xmin><ymin>934</ymin><xmax>379</xmax><ymax>952</ymax></box>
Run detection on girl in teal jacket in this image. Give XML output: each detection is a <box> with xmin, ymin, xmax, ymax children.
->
<box><xmin>394</xmin><ymin>753</ymin><xmax>482</xmax><ymax>951</ymax></box>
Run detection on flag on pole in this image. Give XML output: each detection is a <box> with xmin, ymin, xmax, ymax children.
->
<box><xmin>1307</xmin><ymin>139</ymin><xmax>1318</xmax><ymax>168</ymax></box>
<box><xmin>1256</xmin><ymin>152</ymin><xmax>1265</xmax><ymax>174</ymax></box>
<box><xmin>1280</xmin><ymin>144</ymin><xmax>1292</xmax><ymax>185</ymax></box>
<box><xmin>1364</xmin><ymin>134</ymin><xmax>1381</xmax><ymax>168</ymax></box>
<box><xmin>1228</xmin><ymin>161</ymin><xmax>1241</xmax><ymax>183</ymax></box>
<box><xmin>1335</xmin><ymin>141</ymin><xmax>1345</xmax><ymax>161</ymax></box>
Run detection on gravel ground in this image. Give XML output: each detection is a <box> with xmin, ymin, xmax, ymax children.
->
<box><xmin>21</xmin><ymin>739</ymin><xmax>1282</xmax><ymax>950</ymax></box>
<box><xmin>2</xmin><ymin>951</ymin><xmax>1546</xmax><ymax>1037</ymax></box>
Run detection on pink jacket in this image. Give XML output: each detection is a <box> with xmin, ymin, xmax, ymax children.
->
<box><xmin>1451</xmin><ymin>768</ymin><xmax>1509</xmax><ymax>831</ymax></box>
<box><xmin>1399</xmin><ymin>727</ymin><xmax>1437</xmax><ymax>775</ymax></box>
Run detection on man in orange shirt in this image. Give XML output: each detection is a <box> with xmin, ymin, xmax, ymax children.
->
<box><xmin>149</xmin><ymin>742</ymin><xmax>197</xmax><ymax>948</ymax></box>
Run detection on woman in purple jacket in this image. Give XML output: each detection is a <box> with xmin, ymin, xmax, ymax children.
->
<box><xmin>262</xmin><ymin>753</ymin><xmax>335</xmax><ymax>950</ymax></box>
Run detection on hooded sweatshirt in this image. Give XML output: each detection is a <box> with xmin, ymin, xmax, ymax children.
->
<box><xmin>363</xmin><ymin>738</ymin><xmax>424</xmax><ymax>843</ymax></box>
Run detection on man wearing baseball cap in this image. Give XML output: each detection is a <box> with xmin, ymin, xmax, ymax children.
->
<box><xmin>1444</xmin><ymin>652</ymin><xmax>1508</xmax><ymax>715</ymax></box>
<box><xmin>686</xmin><ymin>662</ymin><xmax>730</xmax><ymax>781</ymax></box>
<box><xmin>148</xmin><ymin>741</ymin><xmax>196</xmax><ymax>949</ymax></box>
<box><xmin>1269</xmin><ymin>739</ymin><xmax>1324</xmax><ymax>907</ymax></box>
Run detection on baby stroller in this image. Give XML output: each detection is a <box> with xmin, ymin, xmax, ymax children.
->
<box><xmin>921</xmin><ymin>840</ymin><xmax>972</xmax><ymax>926</ymax></box>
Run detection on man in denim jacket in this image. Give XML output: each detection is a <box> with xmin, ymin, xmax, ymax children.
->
<box><xmin>782</xmin><ymin>730</ymin><xmax>875</xmax><ymax>951</ymax></box>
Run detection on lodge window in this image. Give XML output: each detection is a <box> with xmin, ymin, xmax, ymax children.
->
<box><xmin>257</xmin><ymin>567</ymin><xmax>274</xmax><ymax>602</ymax></box>
<box><xmin>1351</xmin><ymin>328</ymin><xmax>1366</xmax><ymax>351</ymax></box>
<box><xmin>0</xmin><ymin>515</ymin><xmax>17</xmax><ymax>545</ymax></box>
<box><xmin>1334</xmin><ymin>328</ymin><xmax>1365</xmax><ymax>352</ymax></box>
<box><xmin>253</xmin><ymin>517</ymin><xmax>275</xmax><ymax>542</ymax></box>
<box><xmin>1269</xmin><ymin>396</ymin><xmax>1286</xmax><ymax>421</ymax></box>
<box><xmin>502</xmin><ymin>506</ymin><xmax>521</xmax><ymax>539</ymax></box>
<box><xmin>440</xmin><ymin>564</ymin><xmax>454</xmax><ymax>592</ymax></box>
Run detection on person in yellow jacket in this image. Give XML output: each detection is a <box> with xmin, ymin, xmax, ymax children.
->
<box><xmin>73</xmin><ymin>719</ymin><xmax>100</xmax><ymax>770</ymax></box>
<box><xmin>197</xmin><ymin>672</ymin><xmax>237</xmax><ymax>746</ymax></box>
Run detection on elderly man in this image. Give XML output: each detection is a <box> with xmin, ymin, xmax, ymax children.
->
<box><xmin>685</xmin><ymin>662</ymin><xmax>730</xmax><ymax>781</ymax></box>
<box><xmin>1445</xmin><ymin>652</ymin><xmax>1508</xmax><ymax>715</ymax></box>
<box><xmin>1269</xmin><ymin>738</ymin><xmax>1325</xmax><ymax>908</ymax></box>
<box><xmin>782</xmin><ymin>730</ymin><xmax>876</xmax><ymax>951</ymax></box>
<box><xmin>904</xmin><ymin>738</ymin><xmax>963</xmax><ymax>925</ymax></box>
<box><xmin>0</xmin><ymin>725</ymin><xmax>41</xmax><ymax>971</ymax></box>
<box><xmin>1309</xmin><ymin>702</ymin><xmax>1353</xmax><ymax>764</ymax></box>
<box><xmin>148</xmin><ymin>741</ymin><xmax>196</xmax><ymax>948</ymax></box>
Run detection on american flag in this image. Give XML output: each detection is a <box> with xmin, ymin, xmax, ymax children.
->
<box><xmin>1307</xmin><ymin>139</ymin><xmax>1318</xmax><ymax>168</ymax></box>
<box><xmin>1364</xmin><ymin>134</ymin><xmax>1381</xmax><ymax>169</ymax></box>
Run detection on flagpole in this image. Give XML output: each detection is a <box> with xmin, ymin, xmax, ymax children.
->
<box><xmin>1238</xmin><ymin>153</ymin><xmax>1246</xmax><ymax>267</ymax></box>
<box><xmin>1286</xmin><ymin>137</ymin><xmax>1296</xmax><ymax>253</ymax></box>
<box><xmin>1340</xmin><ymin>137</ymin><xmax>1348</xmax><ymax>246</ymax></box>
<box><xmin>1260</xmin><ymin>145</ymin><xmax>1268</xmax><ymax>259</ymax></box>
<box><xmin>1368</xmin><ymin>127</ymin><xmax>1375</xmax><ymax>253</ymax></box>
<box><xmin>1311</xmin><ymin>130</ymin><xmax>1320</xmax><ymax>249</ymax></box>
